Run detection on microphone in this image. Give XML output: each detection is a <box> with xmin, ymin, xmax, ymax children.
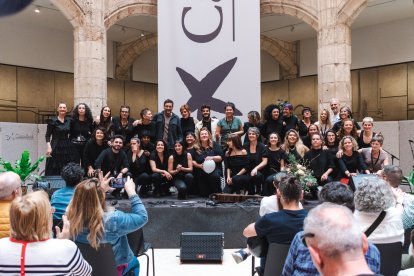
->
<box><xmin>409</xmin><ymin>140</ymin><xmax>414</xmax><ymax>143</ymax></box>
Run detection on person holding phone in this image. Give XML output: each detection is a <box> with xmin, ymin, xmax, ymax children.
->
<box><xmin>95</xmin><ymin>135</ymin><xmax>129</xmax><ymax>198</ymax></box>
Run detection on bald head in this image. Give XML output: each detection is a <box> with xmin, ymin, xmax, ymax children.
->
<box><xmin>0</xmin><ymin>172</ymin><xmax>21</xmax><ymax>200</ymax></box>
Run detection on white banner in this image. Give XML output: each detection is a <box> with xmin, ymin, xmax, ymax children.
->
<box><xmin>158</xmin><ymin>0</ymin><xmax>260</xmax><ymax>120</ymax></box>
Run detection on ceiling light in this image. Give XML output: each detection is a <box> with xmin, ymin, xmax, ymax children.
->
<box><xmin>34</xmin><ymin>7</ymin><xmax>40</xmax><ymax>13</ymax></box>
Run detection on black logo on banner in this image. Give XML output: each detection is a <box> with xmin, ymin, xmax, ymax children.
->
<box><xmin>176</xmin><ymin>57</ymin><xmax>241</xmax><ymax>119</ymax></box>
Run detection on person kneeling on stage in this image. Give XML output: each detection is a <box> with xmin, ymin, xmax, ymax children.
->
<box><xmin>168</xmin><ymin>140</ymin><xmax>194</xmax><ymax>199</ymax></box>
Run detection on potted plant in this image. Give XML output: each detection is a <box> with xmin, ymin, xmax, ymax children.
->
<box><xmin>0</xmin><ymin>150</ymin><xmax>45</xmax><ymax>194</ymax></box>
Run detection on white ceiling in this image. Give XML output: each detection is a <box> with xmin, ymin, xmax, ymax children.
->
<box><xmin>1</xmin><ymin>0</ymin><xmax>414</xmax><ymax>43</ymax></box>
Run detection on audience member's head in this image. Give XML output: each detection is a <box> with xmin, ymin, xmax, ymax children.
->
<box><xmin>0</xmin><ymin>171</ymin><xmax>21</xmax><ymax>201</ymax></box>
<box><xmin>319</xmin><ymin>181</ymin><xmax>355</xmax><ymax>212</ymax></box>
<box><xmin>60</xmin><ymin>163</ymin><xmax>84</xmax><ymax>188</ymax></box>
<box><xmin>273</xmin><ymin>172</ymin><xmax>288</xmax><ymax>189</ymax></box>
<box><xmin>382</xmin><ymin>165</ymin><xmax>403</xmax><ymax>188</ymax></box>
<box><xmin>354</xmin><ymin>177</ymin><xmax>394</xmax><ymax>212</ymax></box>
<box><xmin>9</xmin><ymin>191</ymin><xmax>51</xmax><ymax>241</ymax></box>
<box><xmin>304</xmin><ymin>203</ymin><xmax>372</xmax><ymax>275</ymax></box>
<box><xmin>277</xmin><ymin>176</ymin><xmax>303</xmax><ymax>204</ymax></box>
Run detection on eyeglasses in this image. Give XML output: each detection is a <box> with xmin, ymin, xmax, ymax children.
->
<box><xmin>301</xmin><ymin>232</ymin><xmax>315</xmax><ymax>248</ymax></box>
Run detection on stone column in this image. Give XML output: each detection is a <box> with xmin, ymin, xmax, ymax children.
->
<box><xmin>73</xmin><ymin>1</ymin><xmax>106</xmax><ymax>117</ymax></box>
<box><xmin>317</xmin><ymin>1</ymin><xmax>352</xmax><ymax>113</ymax></box>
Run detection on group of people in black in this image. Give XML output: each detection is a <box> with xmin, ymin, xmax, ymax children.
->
<box><xmin>45</xmin><ymin>98</ymin><xmax>389</xmax><ymax>199</ymax></box>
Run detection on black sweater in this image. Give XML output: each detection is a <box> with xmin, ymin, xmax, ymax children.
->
<box><xmin>304</xmin><ymin>148</ymin><xmax>335</xmax><ymax>178</ymax></box>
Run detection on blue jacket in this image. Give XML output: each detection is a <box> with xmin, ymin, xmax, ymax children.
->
<box><xmin>75</xmin><ymin>195</ymin><xmax>148</xmax><ymax>266</ymax></box>
<box><xmin>51</xmin><ymin>187</ymin><xmax>75</xmax><ymax>220</ymax></box>
<box><xmin>152</xmin><ymin>111</ymin><xmax>182</xmax><ymax>149</ymax></box>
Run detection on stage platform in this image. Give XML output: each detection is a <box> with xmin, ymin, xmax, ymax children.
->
<box><xmin>113</xmin><ymin>195</ymin><xmax>318</xmax><ymax>249</ymax></box>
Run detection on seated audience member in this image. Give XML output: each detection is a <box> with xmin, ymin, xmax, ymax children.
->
<box><xmin>140</xmin><ymin>130</ymin><xmax>155</xmax><ymax>157</ymax></box>
<box><xmin>301</xmin><ymin>124</ymin><xmax>319</xmax><ymax>149</ymax></box>
<box><xmin>243</xmin><ymin>176</ymin><xmax>307</xmax><ymax>272</ymax></box>
<box><xmin>304</xmin><ymin>133</ymin><xmax>335</xmax><ymax>187</ymax></box>
<box><xmin>337</xmin><ymin>136</ymin><xmax>370</xmax><ymax>182</ymax></box>
<box><xmin>192</xmin><ymin>127</ymin><xmax>223</xmax><ymax>197</ymax></box>
<box><xmin>360</xmin><ymin>135</ymin><xmax>389</xmax><ymax>174</ymax></box>
<box><xmin>133</xmin><ymin>108</ymin><xmax>154</xmax><ymax>142</ymax></box>
<box><xmin>127</xmin><ymin>136</ymin><xmax>151</xmax><ymax>197</ymax></box>
<box><xmin>224</xmin><ymin>134</ymin><xmax>250</xmax><ymax>194</ymax></box>
<box><xmin>168</xmin><ymin>140</ymin><xmax>194</xmax><ymax>199</ymax></box>
<box><xmin>180</xmin><ymin>104</ymin><xmax>198</xmax><ymax>136</ymax></box>
<box><xmin>281</xmin><ymin>103</ymin><xmax>299</xmax><ymax>139</ymax></box>
<box><xmin>51</xmin><ymin>163</ymin><xmax>84</xmax><ymax>221</ymax></box>
<box><xmin>83</xmin><ymin>127</ymin><xmax>109</xmax><ymax>177</ymax></box>
<box><xmin>282</xmin><ymin>182</ymin><xmax>381</xmax><ymax>275</ymax></box>
<box><xmin>0</xmin><ymin>172</ymin><xmax>21</xmax><ymax>238</ymax></box>
<box><xmin>195</xmin><ymin>104</ymin><xmax>219</xmax><ymax>142</ymax></box>
<box><xmin>112</xmin><ymin>106</ymin><xmax>136</xmax><ymax>148</ymax></box>
<box><xmin>95</xmin><ymin>135</ymin><xmax>129</xmax><ymax>198</ymax></box>
<box><xmin>0</xmin><ymin>191</ymin><xmax>92</xmax><ymax>275</ymax></box>
<box><xmin>242</xmin><ymin>111</ymin><xmax>263</xmax><ymax>145</ymax></box>
<box><xmin>298</xmin><ymin>107</ymin><xmax>313</xmax><ymax>138</ymax></box>
<box><xmin>263</xmin><ymin>133</ymin><xmax>286</xmax><ymax>196</ymax></box>
<box><xmin>314</xmin><ymin>108</ymin><xmax>332</xmax><ymax>137</ymax></box>
<box><xmin>337</xmin><ymin>118</ymin><xmax>359</xmax><ymax>141</ymax></box>
<box><xmin>303</xmin><ymin>203</ymin><xmax>376</xmax><ymax>276</ymax></box>
<box><xmin>281</xmin><ymin>129</ymin><xmax>309</xmax><ymax>162</ymax></box>
<box><xmin>245</xmin><ymin>127</ymin><xmax>268</xmax><ymax>195</ymax></box>
<box><xmin>261</xmin><ymin>104</ymin><xmax>283</xmax><ymax>143</ymax></box>
<box><xmin>358</xmin><ymin>117</ymin><xmax>377</xmax><ymax>149</ymax></box>
<box><xmin>354</xmin><ymin>177</ymin><xmax>404</xmax><ymax>244</ymax></box>
<box><xmin>399</xmin><ymin>230</ymin><xmax>414</xmax><ymax>275</ymax></box>
<box><xmin>67</xmin><ymin>176</ymin><xmax>147</xmax><ymax>276</ymax></box>
<box><xmin>331</xmin><ymin>106</ymin><xmax>361</xmax><ymax>133</ymax></box>
<box><xmin>381</xmin><ymin>165</ymin><xmax>414</xmax><ymax>230</ymax></box>
<box><xmin>149</xmin><ymin>139</ymin><xmax>173</xmax><ymax>197</ymax></box>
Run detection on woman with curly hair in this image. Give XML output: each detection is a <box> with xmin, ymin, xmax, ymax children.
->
<box><xmin>332</xmin><ymin>106</ymin><xmax>361</xmax><ymax>132</ymax></box>
<box><xmin>337</xmin><ymin>136</ymin><xmax>370</xmax><ymax>182</ymax></box>
<box><xmin>70</xmin><ymin>103</ymin><xmax>94</xmax><ymax>164</ymax></box>
<box><xmin>353</xmin><ymin>177</ymin><xmax>404</xmax><ymax>244</ymax></box>
<box><xmin>67</xmin><ymin>176</ymin><xmax>148</xmax><ymax>276</ymax></box>
<box><xmin>281</xmin><ymin>129</ymin><xmax>309</xmax><ymax>163</ymax></box>
<box><xmin>337</xmin><ymin>118</ymin><xmax>359</xmax><ymax>141</ymax></box>
<box><xmin>261</xmin><ymin>104</ymin><xmax>283</xmax><ymax>143</ymax></box>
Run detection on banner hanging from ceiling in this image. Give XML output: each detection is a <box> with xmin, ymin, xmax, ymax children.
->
<box><xmin>158</xmin><ymin>0</ymin><xmax>260</xmax><ymax>119</ymax></box>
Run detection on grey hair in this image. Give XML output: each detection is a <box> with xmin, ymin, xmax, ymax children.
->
<box><xmin>304</xmin><ymin>203</ymin><xmax>362</xmax><ymax>258</ymax></box>
<box><xmin>248</xmin><ymin>127</ymin><xmax>260</xmax><ymax>137</ymax></box>
<box><xmin>382</xmin><ymin>165</ymin><xmax>403</xmax><ymax>188</ymax></box>
<box><xmin>354</xmin><ymin>177</ymin><xmax>394</xmax><ymax>212</ymax></box>
<box><xmin>0</xmin><ymin>172</ymin><xmax>21</xmax><ymax>199</ymax></box>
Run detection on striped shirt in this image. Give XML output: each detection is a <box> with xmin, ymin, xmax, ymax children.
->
<box><xmin>0</xmin><ymin>238</ymin><xmax>91</xmax><ymax>275</ymax></box>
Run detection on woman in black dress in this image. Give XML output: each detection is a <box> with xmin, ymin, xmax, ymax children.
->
<box><xmin>45</xmin><ymin>103</ymin><xmax>78</xmax><ymax>175</ymax></box>
<box><xmin>82</xmin><ymin>127</ymin><xmax>109</xmax><ymax>177</ymax></box>
<box><xmin>244</xmin><ymin>127</ymin><xmax>267</xmax><ymax>195</ymax></box>
<box><xmin>263</xmin><ymin>132</ymin><xmax>286</xmax><ymax>196</ymax></box>
<box><xmin>261</xmin><ymin>104</ymin><xmax>283</xmax><ymax>143</ymax></box>
<box><xmin>149</xmin><ymin>139</ymin><xmax>173</xmax><ymax>196</ymax></box>
<box><xmin>70</xmin><ymin>103</ymin><xmax>94</xmax><ymax>164</ymax></box>
<box><xmin>281</xmin><ymin>129</ymin><xmax>309</xmax><ymax>163</ymax></box>
<box><xmin>192</xmin><ymin>127</ymin><xmax>224</xmax><ymax>197</ymax></box>
<box><xmin>168</xmin><ymin>140</ymin><xmax>194</xmax><ymax>199</ymax></box>
<box><xmin>337</xmin><ymin>136</ymin><xmax>370</xmax><ymax>183</ymax></box>
<box><xmin>180</xmin><ymin>104</ymin><xmax>198</xmax><ymax>136</ymax></box>
<box><xmin>112</xmin><ymin>106</ymin><xmax>135</xmax><ymax>148</ymax></box>
<box><xmin>94</xmin><ymin>106</ymin><xmax>113</xmax><ymax>138</ymax></box>
<box><xmin>301</xmin><ymin>124</ymin><xmax>320</xmax><ymax>149</ymax></box>
<box><xmin>127</xmin><ymin>136</ymin><xmax>151</xmax><ymax>196</ymax></box>
<box><xmin>332</xmin><ymin>106</ymin><xmax>361</xmax><ymax>132</ymax></box>
<box><xmin>358</xmin><ymin>117</ymin><xmax>376</xmax><ymax>149</ymax></box>
<box><xmin>337</xmin><ymin>118</ymin><xmax>359</xmax><ymax>141</ymax></box>
<box><xmin>324</xmin><ymin>129</ymin><xmax>339</xmax><ymax>179</ymax></box>
<box><xmin>242</xmin><ymin>111</ymin><xmax>263</xmax><ymax>145</ymax></box>
<box><xmin>224</xmin><ymin>134</ymin><xmax>249</xmax><ymax>194</ymax></box>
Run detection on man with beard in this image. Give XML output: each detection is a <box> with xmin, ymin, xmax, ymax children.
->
<box><xmin>195</xmin><ymin>104</ymin><xmax>219</xmax><ymax>141</ymax></box>
<box><xmin>95</xmin><ymin>135</ymin><xmax>129</xmax><ymax>198</ymax></box>
<box><xmin>153</xmin><ymin>99</ymin><xmax>182</xmax><ymax>152</ymax></box>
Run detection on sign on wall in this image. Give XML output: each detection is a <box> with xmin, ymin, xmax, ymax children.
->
<box><xmin>158</xmin><ymin>0</ymin><xmax>260</xmax><ymax>119</ymax></box>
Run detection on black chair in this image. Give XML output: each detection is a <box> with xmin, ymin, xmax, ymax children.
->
<box><xmin>127</xmin><ymin>228</ymin><xmax>155</xmax><ymax>276</ymax></box>
<box><xmin>75</xmin><ymin>242</ymin><xmax>117</xmax><ymax>276</ymax></box>
<box><xmin>263</xmin><ymin>243</ymin><xmax>291</xmax><ymax>276</ymax></box>
<box><xmin>375</xmin><ymin>242</ymin><xmax>403</xmax><ymax>276</ymax></box>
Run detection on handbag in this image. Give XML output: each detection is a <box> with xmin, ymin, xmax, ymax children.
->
<box><xmin>247</xmin><ymin>236</ymin><xmax>268</xmax><ymax>258</ymax></box>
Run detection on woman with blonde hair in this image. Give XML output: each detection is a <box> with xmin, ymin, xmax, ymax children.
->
<box><xmin>281</xmin><ymin>129</ymin><xmax>309</xmax><ymax>162</ymax></box>
<box><xmin>67</xmin><ymin>176</ymin><xmax>148</xmax><ymax>276</ymax></box>
<box><xmin>0</xmin><ymin>191</ymin><xmax>92</xmax><ymax>275</ymax></box>
<box><xmin>337</xmin><ymin>136</ymin><xmax>370</xmax><ymax>183</ymax></box>
<box><xmin>314</xmin><ymin>108</ymin><xmax>332</xmax><ymax>137</ymax></box>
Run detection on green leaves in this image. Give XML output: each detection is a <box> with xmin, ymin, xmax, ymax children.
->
<box><xmin>0</xmin><ymin>150</ymin><xmax>45</xmax><ymax>182</ymax></box>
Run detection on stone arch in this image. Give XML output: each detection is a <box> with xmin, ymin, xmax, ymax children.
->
<box><xmin>260</xmin><ymin>0</ymin><xmax>318</xmax><ymax>31</ymax></box>
<box><xmin>53</xmin><ymin>0</ymin><xmax>85</xmax><ymax>28</ymax></box>
<box><xmin>337</xmin><ymin>0</ymin><xmax>369</xmax><ymax>26</ymax></box>
<box><xmin>104</xmin><ymin>0</ymin><xmax>157</xmax><ymax>30</ymax></box>
<box><xmin>261</xmin><ymin>35</ymin><xmax>297</xmax><ymax>77</ymax></box>
<box><xmin>115</xmin><ymin>33</ymin><xmax>158</xmax><ymax>79</ymax></box>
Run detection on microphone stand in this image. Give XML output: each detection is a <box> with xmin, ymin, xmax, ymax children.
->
<box><xmin>382</xmin><ymin>148</ymin><xmax>399</xmax><ymax>165</ymax></box>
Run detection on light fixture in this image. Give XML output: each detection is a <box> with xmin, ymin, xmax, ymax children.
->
<box><xmin>140</xmin><ymin>32</ymin><xmax>145</xmax><ymax>37</ymax></box>
<box><xmin>34</xmin><ymin>6</ymin><xmax>40</xmax><ymax>13</ymax></box>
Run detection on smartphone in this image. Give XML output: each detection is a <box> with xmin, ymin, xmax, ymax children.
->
<box><xmin>111</xmin><ymin>178</ymin><xmax>126</xmax><ymax>189</ymax></box>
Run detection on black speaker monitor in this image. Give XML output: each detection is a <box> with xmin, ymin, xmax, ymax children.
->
<box><xmin>180</xmin><ymin>232</ymin><xmax>224</xmax><ymax>263</ymax></box>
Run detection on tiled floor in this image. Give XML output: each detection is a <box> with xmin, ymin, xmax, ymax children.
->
<box><xmin>137</xmin><ymin>248</ymin><xmax>259</xmax><ymax>276</ymax></box>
